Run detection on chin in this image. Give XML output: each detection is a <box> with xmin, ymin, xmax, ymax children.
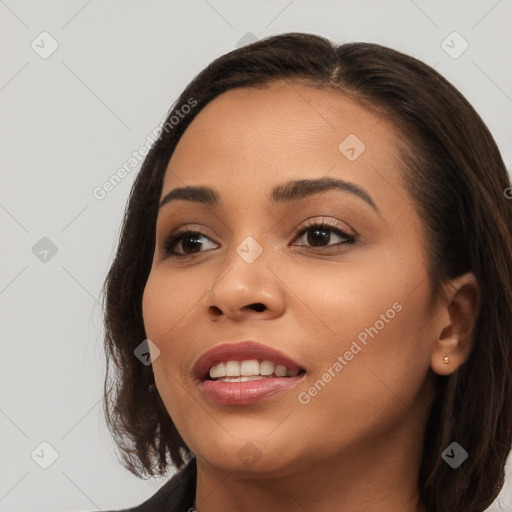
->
<box><xmin>189</xmin><ymin>433</ymin><xmax>309</xmax><ymax>479</ymax></box>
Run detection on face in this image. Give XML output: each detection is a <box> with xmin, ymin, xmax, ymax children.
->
<box><xmin>142</xmin><ymin>80</ymin><xmax>439</xmax><ymax>478</ymax></box>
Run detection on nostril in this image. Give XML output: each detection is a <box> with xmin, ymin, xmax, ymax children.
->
<box><xmin>208</xmin><ymin>305</ymin><xmax>222</xmax><ymax>316</ymax></box>
<box><xmin>249</xmin><ymin>303</ymin><xmax>266</xmax><ymax>312</ymax></box>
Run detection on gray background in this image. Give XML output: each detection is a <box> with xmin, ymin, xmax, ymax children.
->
<box><xmin>1</xmin><ymin>1</ymin><xmax>511</xmax><ymax>511</ymax></box>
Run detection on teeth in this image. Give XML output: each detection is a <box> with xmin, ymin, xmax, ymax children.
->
<box><xmin>225</xmin><ymin>361</ymin><xmax>240</xmax><ymax>377</ymax></box>
<box><xmin>260</xmin><ymin>360</ymin><xmax>274</xmax><ymax>375</ymax></box>
<box><xmin>240</xmin><ymin>360</ymin><xmax>260</xmax><ymax>376</ymax></box>
<box><xmin>208</xmin><ymin>359</ymin><xmax>301</xmax><ymax>380</ymax></box>
<box><xmin>274</xmin><ymin>365</ymin><xmax>287</xmax><ymax>377</ymax></box>
<box><xmin>209</xmin><ymin>362</ymin><xmax>225</xmax><ymax>379</ymax></box>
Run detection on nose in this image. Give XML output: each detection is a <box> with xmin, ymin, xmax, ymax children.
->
<box><xmin>203</xmin><ymin>253</ymin><xmax>286</xmax><ymax>322</ymax></box>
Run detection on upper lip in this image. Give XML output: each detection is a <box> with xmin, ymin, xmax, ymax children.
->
<box><xmin>193</xmin><ymin>340</ymin><xmax>305</xmax><ymax>380</ymax></box>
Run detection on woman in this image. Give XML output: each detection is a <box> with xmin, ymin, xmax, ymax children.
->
<box><xmin>101</xmin><ymin>33</ymin><xmax>512</xmax><ymax>512</ymax></box>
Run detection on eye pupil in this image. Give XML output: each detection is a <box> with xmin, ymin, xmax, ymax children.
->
<box><xmin>308</xmin><ymin>228</ymin><xmax>330</xmax><ymax>247</ymax></box>
<box><xmin>183</xmin><ymin>235</ymin><xmax>203</xmax><ymax>253</ymax></box>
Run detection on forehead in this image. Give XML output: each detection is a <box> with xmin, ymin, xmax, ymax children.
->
<box><xmin>161</xmin><ymin>80</ymin><xmax>404</xmax><ymax>208</ymax></box>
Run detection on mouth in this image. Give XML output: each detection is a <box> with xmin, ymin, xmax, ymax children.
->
<box><xmin>193</xmin><ymin>340</ymin><xmax>307</xmax><ymax>405</ymax></box>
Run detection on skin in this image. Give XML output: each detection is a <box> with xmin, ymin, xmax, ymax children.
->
<box><xmin>142</xmin><ymin>80</ymin><xmax>480</xmax><ymax>512</ymax></box>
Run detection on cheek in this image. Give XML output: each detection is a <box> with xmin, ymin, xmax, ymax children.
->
<box><xmin>142</xmin><ymin>274</ymin><xmax>167</xmax><ymax>345</ymax></box>
<box><xmin>142</xmin><ymin>272</ymin><xmax>187</xmax><ymax>392</ymax></box>
<box><xmin>142</xmin><ymin>268</ymin><xmax>204</xmax><ymax>342</ymax></box>
<box><xmin>285</xmin><ymin>252</ymin><xmax>433</xmax><ymax>396</ymax></box>
<box><xmin>142</xmin><ymin>272</ymin><xmax>191</xmax><ymax>423</ymax></box>
<box><xmin>268</xmin><ymin>257</ymin><xmax>405</xmax><ymax>353</ymax></box>
<box><xmin>142</xmin><ymin>269</ymin><xmax>206</xmax><ymax>390</ymax></box>
<box><xmin>295</xmin><ymin>276</ymin><xmax>434</xmax><ymax>435</ymax></box>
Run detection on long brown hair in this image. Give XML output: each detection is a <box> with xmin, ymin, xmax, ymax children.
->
<box><xmin>101</xmin><ymin>32</ymin><xmax>512</xmax><ymax>512</ymax></box>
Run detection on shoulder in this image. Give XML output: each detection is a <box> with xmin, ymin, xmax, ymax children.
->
<box><xmin>102</xmin><ymin>457</ymin><xmax>196</xmax><ymax>512</ymax></box>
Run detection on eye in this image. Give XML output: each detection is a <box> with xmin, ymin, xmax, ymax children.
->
<box><xmin>161</xmin><ymin>219</ymin><xmax>357</xmax><ymax>259</ymax></box>
<box><xmin>162</xmin><ymin>229</ymin><xmax>218</xmax><ymax>258</ymax></box>
<box><xmin>291</xmin><ymin>219</ymin><xmax>356</xmax><ymax>249</ymax></box>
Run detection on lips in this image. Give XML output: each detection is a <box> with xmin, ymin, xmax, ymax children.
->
<box><xmin>193</xmin><ymin>340</ymin><xmax>305</xmax><ymax>380</ymax></box>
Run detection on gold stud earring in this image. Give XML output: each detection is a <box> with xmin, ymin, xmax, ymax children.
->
<box><xmin>443</xmin><ymin>356</ymin><xmax>450</xmax><ymax>364</ymax></box>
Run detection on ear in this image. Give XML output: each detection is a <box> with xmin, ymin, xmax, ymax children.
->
<box><xmin>430</xmin><ymin>272</ymin><xmax>481</xmax><ymax>376</ymax></box>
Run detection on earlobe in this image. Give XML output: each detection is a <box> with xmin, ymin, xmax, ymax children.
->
<box><xmin>430</xmin><ymin>272</ymin><xmax>481</xmax><ymax>376</ymax></box>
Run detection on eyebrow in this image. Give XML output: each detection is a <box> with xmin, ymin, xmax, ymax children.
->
<box><xmin>158</xmin><ymin>177</ymin><xmax>379</xmax><ymax>213</ymax></box>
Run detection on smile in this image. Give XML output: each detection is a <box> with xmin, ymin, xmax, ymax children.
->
<box><xmin>194</xmin><ymin>340</ymin><xmax>307</xmax><ymax>405</ymax></box>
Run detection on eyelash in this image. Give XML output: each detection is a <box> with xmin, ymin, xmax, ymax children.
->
<box><xmin>161</xmin><ymin>219</ymin><xmax>357</xmax><ymax>259</ymax></box>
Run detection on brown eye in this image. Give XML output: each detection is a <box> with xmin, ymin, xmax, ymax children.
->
<box><xmin>292</xmin><ymin>222</ymin><xmax>356</xmax><ymax>248</ymax></box>
<box><xmin>163</xmin><ymin>230</ymin><xmax>218</xmax><ymax>257</ymax></box>
<box><xmin>161</xmin><ymin>220</ymin><xmax>356</xmax><ymax>260</ymax></box>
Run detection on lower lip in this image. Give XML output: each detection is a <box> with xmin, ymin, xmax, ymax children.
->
<box><xmin>200</xmin><ymin>375</ymin><xmax>304</xmax><ymax>405</ymax></box>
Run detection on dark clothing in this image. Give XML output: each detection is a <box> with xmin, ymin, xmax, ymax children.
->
<box><xmin>106</xmin><ymin>457</ymin><xmax>196</xmax><ymax>512</ymax></box>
